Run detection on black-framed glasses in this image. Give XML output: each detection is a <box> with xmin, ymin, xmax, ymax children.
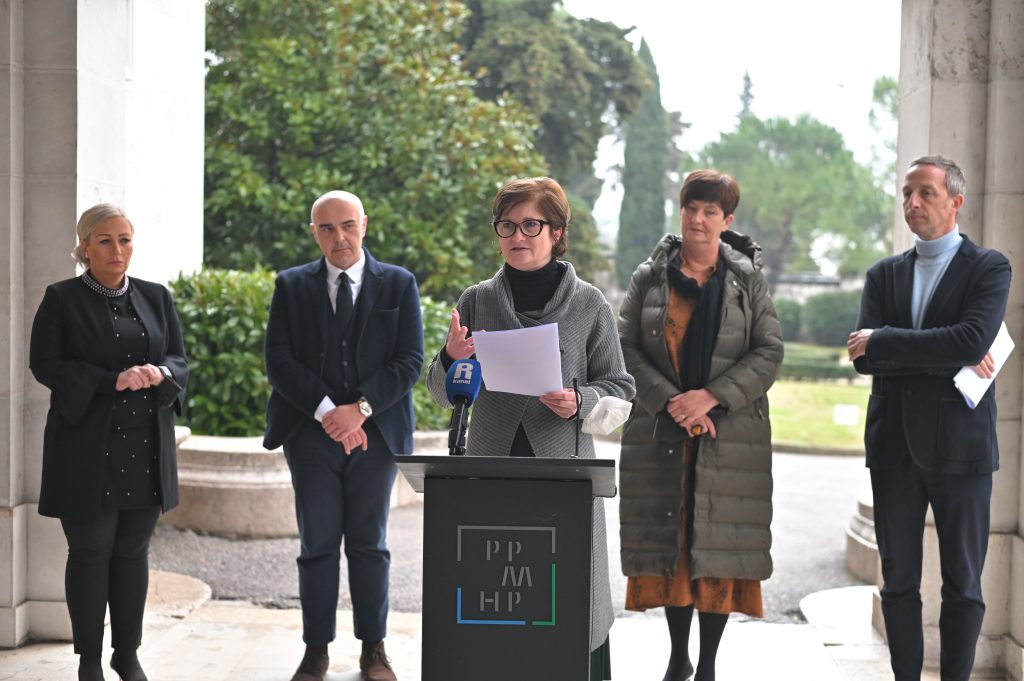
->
<box><xmin>492</xmin><ymin>218</ymin><xmax>552</xmax><ymax>238</ymax></box>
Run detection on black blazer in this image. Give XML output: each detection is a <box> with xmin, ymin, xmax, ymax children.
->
<box><xmin>263</xmin><ymin>249</ymin><xmax>424</xmax><ymax>454</ymax></box>
<box><xmin>29</xmin><ymin>277</ymin><xmax>189</xmax><ymax>519</ymax></box>
<box><xmin>854</xmin><ymin>235</ymin><xmax>1011</xmax><ymax>474</ymax></box>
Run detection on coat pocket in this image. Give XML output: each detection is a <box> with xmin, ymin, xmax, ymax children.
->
<box><xmin>936</xmin><ymin>397</ymin><xmax>988</xmax><ymax>461</ymax></box>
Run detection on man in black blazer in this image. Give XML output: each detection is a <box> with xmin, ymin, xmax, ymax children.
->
<box><xmin>264</xmin><ymin>190</ymin><xmax>423</xmax><ymax>681</ymax></box>
<box><xmin>848</xmin><ymin>155</ymin><xmax>1011</xmax><ymax>681</ymax></box>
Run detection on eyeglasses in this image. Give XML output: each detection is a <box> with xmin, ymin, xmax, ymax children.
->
<box><xmin>492</xmin><ymin>218</ymin><xmax>553</xmax><ymax>238</ymax></box>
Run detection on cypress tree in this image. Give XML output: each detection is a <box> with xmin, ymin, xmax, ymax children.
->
<box><xmin>615</xmin><ymin>39</ymin><xmax>670</xmax><ymax>288</ymax></box>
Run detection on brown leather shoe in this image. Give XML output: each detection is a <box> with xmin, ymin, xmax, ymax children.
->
<box><xmin>359</xmin><ymin>640</ymin><xmax>397</xmax><ymax>681</ymax></box>
<box><xmin>290</xmin><ymin>645</ymin><xmax>329</xmax><ymax>681</ymax></box>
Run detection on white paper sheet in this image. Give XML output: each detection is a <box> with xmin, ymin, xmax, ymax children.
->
<box><xmin>472</xmin><ymin>323</ymin><xmax>563</xmax><ymax>396</ymax></box>
<box><xmin>953</xmin><ymin>322</ymin><xmax>1015</xmax><ymax>409</ymax></box>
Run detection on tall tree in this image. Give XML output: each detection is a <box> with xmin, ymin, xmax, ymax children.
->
<box><xmin>616</xmin><ymin>40</ymin><xmax>670</xmax><ymax>288</ymax></box>
<box><xmin>739</xmin><ymin>71</ymin><xmax>754</xmax><ymax>120</ymax></box>
<box><xmin>868</xmin><ymin>74</ymin><xmax>899</xmax><ymax>191</ymax></box>
<box><xmin>691</xmin><ymin>114</ymin><xmax>889</xmax><ymax>290</ymax></box>
<box><xmin>461</xmin><ymin>0</ymin><xmax>648</xmax><ymax>185</ymax></box>
<box><xmin>459</xmin><ymin>0</ymin><xmax>649</xmax><ymax>280</ymax></box>
<box><xmin>205</xmin><ymin>0</ymin><xmax>544</xmax><ymax>299</ymax></box>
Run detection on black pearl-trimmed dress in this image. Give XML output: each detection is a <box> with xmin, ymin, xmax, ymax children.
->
<box><xmin>96</xmin><ymin>282</ymin><xmax>162</xmax><ymax>510</ymax></box>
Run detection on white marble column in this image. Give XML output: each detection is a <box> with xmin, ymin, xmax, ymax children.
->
<box><xmin>0</xmin><ymin>0</ymin><xmax>204</xmax><ymax>647</ymax></box>
<box><xmin>892</xmin><ymin>0</ymin><xmax>1024</xmax><ymax>676</ymax></box>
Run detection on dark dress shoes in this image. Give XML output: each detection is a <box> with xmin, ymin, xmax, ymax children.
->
<box><xmin>79</xmin><ymin>655</ymin><xmax>105</xmax><ymax>681</ymax></box>
<box><xmin>360</xmin><ymin>640</ymin><xmax>397</xmax><ymax>681</ymax></box>
<box><xmin>290</xmin><ymin>645</ymin><xmax>329</xmax><ymax>681</ymax></box>
<box><xmin>109</xmin><ymin>649</ymin><xmax>147</xmax><ymax>681</ymax></box>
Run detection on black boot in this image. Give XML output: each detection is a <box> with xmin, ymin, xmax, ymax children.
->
<box><xmin>78</xmin><ymin>654</ymin><xmax>105</xmax><ymax>681</ymax></box>
<box><xmin>109</xmin><ymin>649</ymin><xmax>148</xmax><ymax>681</ymax></box>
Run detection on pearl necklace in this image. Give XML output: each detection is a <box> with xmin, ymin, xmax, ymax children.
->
<box><xmin>82</xmin><ymin>270</ymin><xmax>130</xmax><ymax>298</ymax></box>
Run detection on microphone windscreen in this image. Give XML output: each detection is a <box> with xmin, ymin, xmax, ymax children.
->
<box><xmin>445</xmin><ymin>359</ymin><xmax>483</xmax><ymax>406</ymax></box>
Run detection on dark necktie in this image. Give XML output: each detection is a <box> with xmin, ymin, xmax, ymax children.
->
<box><xmin>336</xmin><ymin>272</ymin><xmax>354</xmax><ymax>323</ymax></box>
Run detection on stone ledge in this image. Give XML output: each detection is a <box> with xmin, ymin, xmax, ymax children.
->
<box><xmin>160</xmin><ymin>430</ymin><xmax>443</xmax><ymax>539</ymax></box>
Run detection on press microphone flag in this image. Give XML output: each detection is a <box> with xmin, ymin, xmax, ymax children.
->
<box><xmin>445</xmin><ymin>359</ymin><xmax>482</xmax><ymax>455</ymax></box>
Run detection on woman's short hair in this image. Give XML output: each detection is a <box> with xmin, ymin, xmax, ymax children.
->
<box><xmin>72</xmin><ymin>203</ymin><xmax>134</xmax><ymax>267</ymax></box>
<box><xmin>492</xmin><ymin>177</ymin><xmax>570</xmax><ymax>258</ymax></box>
<box><xmin>679</xmin><ymin>169</ymin><xmax>741</xmax><ymax>217</ymax></box>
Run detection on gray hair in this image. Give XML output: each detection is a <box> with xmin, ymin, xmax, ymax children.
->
<box><xmin>908</xmin><ymin>155</ymin><xmax>966</xmax><ymax>199</ymax></box>
<box><xmin>72</xmin><ymin>203</ymin><xmax>134</xmax><ymax>267</ymax></box>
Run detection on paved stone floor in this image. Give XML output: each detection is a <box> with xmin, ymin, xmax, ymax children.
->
<box><xmin>0</xmin><ymin>574</ymin><xmax>1008</xmax><ymax>680</ymax></box>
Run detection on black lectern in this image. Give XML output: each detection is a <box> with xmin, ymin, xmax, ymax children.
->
<box><xmin>397</xmin><ymin>455</ymin><xmax>616</xmax><ymax>681</ymax></box>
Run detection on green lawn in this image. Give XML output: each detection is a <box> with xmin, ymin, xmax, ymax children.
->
<box><xmin>768</xmin><ymin>379</ymin><xmax>869</xmax><ymax>449</ymax></box>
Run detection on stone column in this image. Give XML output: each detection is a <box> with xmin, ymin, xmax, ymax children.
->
<box><xmin>0</xmin><ymin>0</ymin><xmax>204</xmax><ymax>646</ymax></box>
<box><xmin>891</xmin><ymin>0</ymin><xmax>1024</xmax><ymax>676</ymax></box>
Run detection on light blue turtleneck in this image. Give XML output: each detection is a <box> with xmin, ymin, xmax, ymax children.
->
<box><xmin>911</xmin><ymin>226</ymin><xmax>963</xmax><ymax>329</ymax></box>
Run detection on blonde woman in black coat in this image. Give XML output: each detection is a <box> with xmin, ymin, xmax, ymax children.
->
<box><xmin>29</xmin><ymin>204</ymin><xmax>188</xmax><ymax>681</ymax></box>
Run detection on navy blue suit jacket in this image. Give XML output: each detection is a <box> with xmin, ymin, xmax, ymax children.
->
<box><xmin>854</xmin><ymin>234</ymin><xmax>1011</xmax><ymax>474</ymax></box>
<box><xmin>263</xmin><ymin>249</ymin><xmax>424</xmax><ymax>454</ymax></box>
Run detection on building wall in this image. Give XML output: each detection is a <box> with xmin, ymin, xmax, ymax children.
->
<box><xmin>0</xmin><ymin>0</ymin><xmax>204</xmax><ymax>646</ymax></box>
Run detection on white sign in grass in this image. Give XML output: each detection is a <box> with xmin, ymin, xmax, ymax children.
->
<box><xmin>833</xmin><ymin>404</ymin><xmax>861</xmax><ymax>426</ymax></box>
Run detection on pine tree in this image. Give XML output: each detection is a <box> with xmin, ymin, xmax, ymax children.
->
<box><xmin>615</xmin><ymin>40</ymin><xmax>670</xmax><ymax>288</ymax></box>
<box><xmin>739</xmin><ymin>71</ymin><xmax>754</xmax><ymax>119</ymax></box>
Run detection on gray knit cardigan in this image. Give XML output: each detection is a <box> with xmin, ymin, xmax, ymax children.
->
<box><xmin>618</xmin><ymin>232</ymin><xmax>783</xmax><ymax>582</ymax></box>
<box><xmin>426</xmin><ymin>262</ymin><xmax>636</xmax><ymax>651</ymax></box>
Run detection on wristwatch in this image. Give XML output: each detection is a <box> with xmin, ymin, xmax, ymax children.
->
<box><xmin>357</xmin><ymin>397</ymin><xmax>373</xmax><ymax>418</ymax></box>
<box><xmin>159</xmin><ymin>366</ymin><xmax>173</xmax><ymax>380</ymax></box>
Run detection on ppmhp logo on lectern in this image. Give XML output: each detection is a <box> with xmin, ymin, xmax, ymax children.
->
<box><xmin>454</xmin><ymin>525</ymin><xmax>557</xmax><ymax>626</ymax></box>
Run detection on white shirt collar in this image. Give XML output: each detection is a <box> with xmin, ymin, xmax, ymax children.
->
<box><xmin>324</xmin><ymin>249</ymin><xmax>366</xmax><ymax>285</ymax></box>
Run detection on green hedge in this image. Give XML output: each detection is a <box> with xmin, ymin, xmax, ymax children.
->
<box><xmin>171</xmin><ymin>268</ymin><xmax>452</xmax><ymax>436</ymax></box>
<box><xmin>803</xmin><ymin>290</ymin><xmax>862</xmax><ymax>346</ymax></box>
<box><xmin>774</xmin><ymin>298</ymin><xmax>802</xmax><ymax>341</ymax></box>
<box><xmin>415</xmin><ymin>296</ymin><xmax>453</xmax><ymax>431</ymax></box>
<box><xmin>170</xmin><ymin>269</ymin><xmax>275</xmax><ymax>436</ymax></box>
<box><xmin>778</xmin><ymin>343</ymin><xmax>858</xmax><ymax>383</ymax></box>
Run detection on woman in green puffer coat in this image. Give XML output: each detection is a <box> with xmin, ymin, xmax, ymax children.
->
<box><xmin>617</xmin><ymin>169</ymin><xmax>784</xmax><ymax>681</ymax></box>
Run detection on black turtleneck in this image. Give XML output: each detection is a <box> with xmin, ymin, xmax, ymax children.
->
<box><xmin>504</xmin><ymin>258</ymin><xmax>566</xmax><ymax>312</ymax></box>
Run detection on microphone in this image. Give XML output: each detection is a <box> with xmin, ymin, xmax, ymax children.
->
<box><xmin>444</xmin><ymin>359</ymin><xmax>482</xmax><ymax>456</ymax></box>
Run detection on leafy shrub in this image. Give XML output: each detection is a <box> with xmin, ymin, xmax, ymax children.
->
<box><xmin>170</xmin><ymin>269</ymin><xmax>275</xmax><ymax>436</ymax></box>
<box><xmin>774</xmin><ymin>298</ymin><xmax>802</xmax><ymax>341</ymax></box>
<box><xmin>415</xmin><ymin>296</ymin><xmax>455</xmax><ymax>431</ymax></box>
<box><xmin>778</xmin><ymin>342</ymin><xmax>858</xmax><ymax>383</ymax></box>
<box><xmin>803</xmin><ymin>290</ymin><xmax>862</xmax><ymax>346</ymax></box>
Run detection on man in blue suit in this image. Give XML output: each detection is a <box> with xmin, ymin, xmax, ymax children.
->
<box><xmin>264</xmin><ymin>190</ymin><xmax>423</xmax><ymax>681</ymax></box>
<box><xmin>848</xmin><ymin>155</ymin><xmax>1011</xmax><ymax>681</ymax></box>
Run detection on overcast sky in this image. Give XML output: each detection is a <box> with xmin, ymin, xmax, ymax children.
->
<box><xmin>559</xmin><ymin>0</ymin><xmax>902</xmax><ymax>235</ymax></box>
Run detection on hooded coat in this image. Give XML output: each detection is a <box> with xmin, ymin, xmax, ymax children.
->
<box><xmin>617</xmin><ymin>231</ymin><xmax>783</xmax><ymax>581</ymax></box>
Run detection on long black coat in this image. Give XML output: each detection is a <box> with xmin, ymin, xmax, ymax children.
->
<box><xmin>30</xmin><ymin>276</ymin><xmax>188</xmax><ymax>519</ymax></box>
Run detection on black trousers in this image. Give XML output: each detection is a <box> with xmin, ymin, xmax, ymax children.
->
<box><xmin>871</xmin><ymin>455</ymin><xmax>992</xmax><ymax>681</ymax></box>
<box><xmin>60</xmin><ymin>506</ymin><xmax>161</xmax><ymax>656</ymax></box>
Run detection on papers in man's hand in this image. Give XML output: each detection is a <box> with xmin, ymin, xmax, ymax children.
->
<box><xmin>954</xmin><ymin>322</ymin><xmax>1015</xmax><ymax>409</ymax></box>
<box><xmin>473</xmin><ymin>323</ymin><xmax>563</xmax><ymax>396</ymax></box>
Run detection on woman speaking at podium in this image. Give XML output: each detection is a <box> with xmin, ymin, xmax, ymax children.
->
<box><xmin>425</xmin><ymin>176</ymin><xmax>635</xmax><ymax>680</ymax></box>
